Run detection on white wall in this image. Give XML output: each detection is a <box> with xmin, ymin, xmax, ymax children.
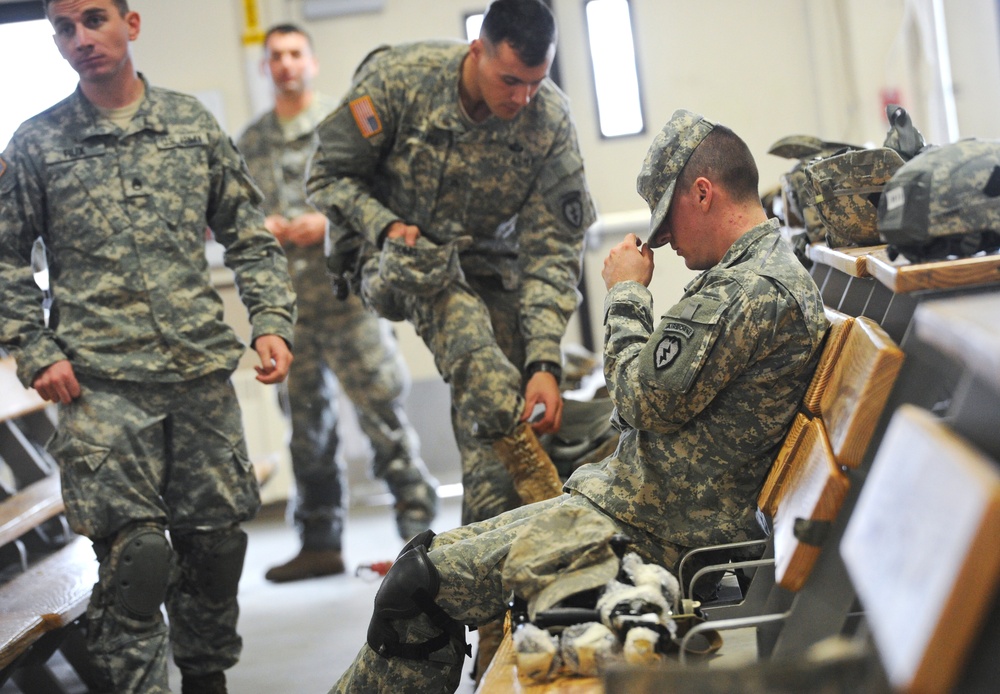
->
<box><xmin>123</xmin><ymin>0</ymin><xmax>1000</xmax><ymax>363</ymax></box>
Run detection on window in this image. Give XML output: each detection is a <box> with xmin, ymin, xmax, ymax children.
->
<box><xmin>585</xmin><ymin>0</ymin><xmax>644</xmax><ymax>138</ymax></box>
<box><xmin>465</xmin><ymin>13</ymin><xmax>484</xmax><ymax>42</ymax></box>
<box><xmin>0</xmin><ymin>19</ymin><xmax>79</xmax><ymax>149</ymax></box>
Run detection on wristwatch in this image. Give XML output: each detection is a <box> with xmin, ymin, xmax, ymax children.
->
<box><xmin>526</xmin><ymin>360</ymin><xmax>562</xmax><ymax>383</ymax></box>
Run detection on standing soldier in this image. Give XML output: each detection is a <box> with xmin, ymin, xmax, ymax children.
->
<box><xmin>0</xmin><ymin>2</ymin><xmax>296</xmax><ymax>692</ymax></box>
<box><xmin>239</xmin><ymin>24</ymin><xmax>438</xmax><ymax>583</ymax></box>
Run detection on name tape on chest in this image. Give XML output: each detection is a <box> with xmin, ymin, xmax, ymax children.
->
<box><xmin>350</xmin><ymin>95</ymin><xmax>383</xmax><ymax>138</ymax></box>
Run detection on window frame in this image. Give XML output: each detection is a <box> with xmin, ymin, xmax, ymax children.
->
<box><xmin>583</xmin><ymin>0</ymin><xmax>646</xmax><ymax>139</ymax></box>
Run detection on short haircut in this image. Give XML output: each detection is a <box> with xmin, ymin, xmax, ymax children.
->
<box><xmin>43</xmin><ymin>0</ymin><xmax>129</xmax><ymax>17</ymax></box>
<box><xmin>264</xmin><ymin>23</ymin><xmax>313</xmax><ymax>50</ymax></box>
<box><xmin>677</xmin><ymin>125</ymin><xmax>760</xmax><ymax>204</ymax></box>
<box><xmin>480</xmin><ymin>0</ymin><xmax>556</xmax><ymax>67</ymax></box>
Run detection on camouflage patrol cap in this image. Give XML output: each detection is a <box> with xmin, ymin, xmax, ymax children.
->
<box><xmin>878</xmin><ymin>138</ymin><xmax>1000</xmax><ymax>262</ymax></box>
<box><xmin>637</xmin><ymin>109</ymin><xmax>715</xmax><ymax>248</ymax></box>
<box><xmin>378</xmin><ymin>235</ymin><xmax>470</xmax><ymax>295</ymax></box>
<box><xmin>502</xmin><ymin>504</ymin><xmax>621</xmax><ymax>622</ymax></box>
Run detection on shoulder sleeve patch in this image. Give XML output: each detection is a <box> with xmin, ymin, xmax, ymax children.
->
<box><xmin>0</xmin><ymin>156</ymin><xmax>6</xmax><ymax>180</ymax></box>
<box><xmin>349</xmin><ymin>95</ymin><xmax>383</xmax><ymax>138</ymax></box>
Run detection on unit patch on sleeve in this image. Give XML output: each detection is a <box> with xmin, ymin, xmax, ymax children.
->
<box><xmin>0</xmin><ymin>156</ymin><xmax>7</xmax><ymax>180</ymax></box>
<box><xmin>561</xmin><ymin>191</ymin><xmax>584</xmax><ymax>228</ymax></box>
<box><xmin>655</xmin><ymin>335</ymin><xmax>682</xmax><ymax>369</ymax></box>
<box><xmin>349</xmin><ymin>95</ymin><xmax>383</xmax><ymax>138</ymax></box>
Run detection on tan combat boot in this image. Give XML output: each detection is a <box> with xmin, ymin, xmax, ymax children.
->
<box><xmin>493</xmin><ymin>422</ymin><xmax>564</xmax><ymax>505</ymax></box>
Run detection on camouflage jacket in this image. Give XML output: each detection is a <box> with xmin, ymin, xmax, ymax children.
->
<box><xmin>306</xmin><ymin>41</ymin><xmax>596</xmax><ymax>367</ymax></box>
<box><xmin>0</xmin><ymin>76</ymin><xmax>296</xmax><ymax>387</ymax></box>
<box><xmin>238</xmin><ymin>94</ymin><xmax>338</xmax><ymax>323</ymax></box>
<box><xmin>566</xmin><ymin>220</ymin><xmax>828</xmax><ymax>548</ymax></box>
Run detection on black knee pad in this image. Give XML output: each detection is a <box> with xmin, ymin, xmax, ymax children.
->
<box><xmin>173</xmin><ymin>527</ymin><xmax>248</xmax><ymax>602</ymax></box>
<box><xmin>367</xmin><ymin>542</ymin><xmax>467</xmax><ymax>662</ymax></box>
<box><xmin>109</xmin><ymin>523</ymin><xmax>172</xmax><ymax>618</ymax></box>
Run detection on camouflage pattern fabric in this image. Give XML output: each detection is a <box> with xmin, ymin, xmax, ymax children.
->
<box><xmin>0</xmin><ymin>77</ymin><xmax>296</xmax><ymax>691</ymax></box>
<box><xmin>238</xmin><ymin>94</ymin><xmax>431</xmax><ymax>547</ymax></box>
<box><xmin>877</xmin><ymin>138</ymin><xmax>1000</xmax><ymax>261</ymax></box>
<box><xmin>802</xmin><ymin>147</ymin><xmax>904</xmax><ymax>248</ymax></box>
<box><xmin>50</xmin><ymin>373</ymin><xmax>258</xmax><ymax>692</ymax></box>
<box><xmin>306</xmin><ymin>41</ymin><xmax>596</xmax><ymax>523</ymax></box>
<box><xmin>568</xmin><ymin>219</ymin><xmax>828</xmax><ymax>549</ymax></box>
<box><xmin>0</xmin><ymin>76</ymin><xmax>296</xmax><ymax>386</ymax></box>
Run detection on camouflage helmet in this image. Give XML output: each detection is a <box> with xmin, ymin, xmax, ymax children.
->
<box><xmin>877</xmin><ymin>138</ymin><xmax>1000</xmax><ymax>263</ymax></box>
<box><xmin>801</xmin><ymin>147</ymin><xmax>905</xmax><ymax>247</ymax></box>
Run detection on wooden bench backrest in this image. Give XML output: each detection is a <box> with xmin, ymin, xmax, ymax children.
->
<box><xmin>0</xmin><ymin>357</ymin><xmax>46</xmax><ymax>423</ymax></box>
<box><xmin>0</xmin><ymin>474</ymin><xmax>64</xmax><ymax>548</ymax></box>
<box><xmin>802</xmin><ymin>308</ymin><xmax>854</xmax><ymax>417</ymax></box>
<box><xmin>772</xmin><ymin>419</ymin><xmax>849</xmax><ymax>592</ymax></box>
<box><xmin>841</xmin><ymin>405</ymin><xmax>1000</xmax><ymax>694</ymax></box>
<box><xmin>820</xmin><ymin>316</ymin><xmax>905</xmax><ymax>468</ymax></box>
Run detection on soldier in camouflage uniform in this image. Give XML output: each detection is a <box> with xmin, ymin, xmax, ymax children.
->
<box><xmin>307</xmin><ymin>0</ymin><xmax>594</xmax><ymax>525</ymax></box>
<box><xmin>238</xmin><ymin>24</ymin><xmax>437</xmax><ymax>583</ymax></box>
<box><xmin>0</xmin><ymin>2</ymin><xmax>296</xmax><ymax>693</ymax></box>
<box><xmin>308</xmin><ymin>2</ymin><xmax>595</xmax><ymax>676</ymax></box>
<box><xmin>327</xmin><ymin>110</ymin><xmax>828</xmax><ymax>693</ymax></box>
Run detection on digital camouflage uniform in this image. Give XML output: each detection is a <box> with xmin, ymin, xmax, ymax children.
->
<box><xmin>0</xmin><ymin>77</ymin><xmax>296</xmax><ymax>693</ymax></box>
<box><xmin>238</xmin><ymin>94</ymin><xmax>436</xmax><ymax>546</ymax></box>
<box><xmin>306</xmin><ymin>41</ymin><xmax>596</xmax><ymax>526</ymax></box>
<box><xmin>331</xmin><ymin>216</ymin><xmax>828</xmax><ymax>692</ymax></box>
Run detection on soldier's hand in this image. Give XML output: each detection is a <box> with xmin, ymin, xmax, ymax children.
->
<box><xmin>32</xmin><ymin>359</ymin><xmax>81</xmax><ymax>404</ymax></box>
<box><xmin>603</xmin><ymin>233</ymin><xmax>654</xmax><ymax>289</ymax></box>
<box><xmin>522</xmin><ymin>372</ymin><xmax>563</xmax><ymax>434</ymax></box>
<box><xmin>253</xmin><ymin>335</ymin><xmax>293</xmax><ymax>384</ymax></box>
<box><xmin>286</xmin><ymin>213</ymin><xmax>328</xmax><ymax>248</ymax></box>
<box><xmin>385</xmin><ymin>220</ymin><xmax>422</xmax><ymax>247</ymax></box>
<box><xmin>265</xmin><ymin>215</ymin><xmax>291</xmax><ymax>246</ymax></box>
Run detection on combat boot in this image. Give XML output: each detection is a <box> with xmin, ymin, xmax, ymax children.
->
<box><xmin>181</xmin><ymin>671</ymin><xmax>227</xmax><ymax>694</ymax></box>
<box><xmin>493</xmin><ymin>422</ymin><xmax>564</xmax><ymax>505</ymax></box>
<box><xmin>264</xmin><ymin>548</ymin><xmax>345</xmax><ymax>583</ymax></box>
<box><xmin>384</xmin><ymin>459</ymin><xmax>439</xmax><ymax>540</ymax></box>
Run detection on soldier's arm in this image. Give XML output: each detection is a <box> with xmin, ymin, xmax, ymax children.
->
<box><xmin>516</xmin><ymin>116</ymin><xmax>596</xmax><ymax>370</ymax></box>
<box><xmin>306</xmin><ymin>66</ymin><xmax>402</xmax><ymax>249</ymax></box>
<box><xmin>0</xmin><ymin>144</ymin><xmax>72</xmax><ymax>388</ymax></box>
<box><xmin>603</xmin><ymin>277</ymin><xmax>756</xmax><ymax>434</ymax></box>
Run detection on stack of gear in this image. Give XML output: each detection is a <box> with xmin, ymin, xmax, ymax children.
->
<box><xmin>509</xmin><ymin>551</ymin><xmax>684</xmax><ymax>682</ymax></box>
<box><xmin>770</xmin><ymin>105</ymin><xmax>931</xmax><ymax>258</ymax></box>
<box><xmin>877</xmin><ymin>138</ymin><xmax>1000</xmax><ymax>263</ymax></box>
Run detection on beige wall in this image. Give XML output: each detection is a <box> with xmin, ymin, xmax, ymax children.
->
<box><xmin>127</xmin><ymin>0</ymin><xmax>1000</xmax><ymax>365</ymax></box>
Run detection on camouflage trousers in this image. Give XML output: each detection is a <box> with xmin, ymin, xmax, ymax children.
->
<box><xmin>281</xmin><ymin>291</ymin><xmax>428</xmax><ymax>549</ymax></box>
<box><xmin>362</xmin><ymin>258</ymin><xmax>526</xmax><ymax>525</ymax></box>
<box><xmin>48</xmin><ymin>373</ymin><xmax>259</xmax><ymax>693</ymax></box>
<box><xmin>330</xmin><ymin>493</ymin><xmax>684</xmax><ymax>693</ymax></box>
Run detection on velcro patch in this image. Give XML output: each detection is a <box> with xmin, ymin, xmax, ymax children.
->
<box><xmin>654</xmin><ymin>335</ymin><xmax>682</xmax><ymax>369</ymax></box>
<box><xmin>350</xmin><ymin>95</ymin><xmax>383</xmax><ymax>138</ymax></box>
<box><xmin>561</xmin><ymin>191</ymin><xmax>584</xmax><ymax>227</ymax></box>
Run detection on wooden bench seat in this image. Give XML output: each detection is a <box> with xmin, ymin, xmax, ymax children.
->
<box><xmin>0</xmin><ymin>535</ymin><xmax>97</xmax><ymax>673</ymax></box>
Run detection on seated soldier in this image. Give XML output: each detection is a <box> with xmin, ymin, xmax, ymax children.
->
<box><xmin>329</xmin><ymin>109</ymin><xmax>829</xmax><ymax>693</ymax></box>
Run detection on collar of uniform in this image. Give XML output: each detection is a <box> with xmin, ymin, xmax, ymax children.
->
<box><xmin>129</xmin><ymin>74</ymin><xmax>170</xmax><ymax>135</ymax></box>
<box><xmin>716</xmin><ymin>218</ymin><xmax>781</xmax><ymax>270</ymax></box>
<box><xmin>430</xmin><ymin>44</ymin><xmax>474</xmax><ymax>132</ymax></box>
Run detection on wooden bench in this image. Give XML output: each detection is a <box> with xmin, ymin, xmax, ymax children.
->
<box><xmin>841</xmin><ymin>405</ymin><xmax>1000</xmax><ymax>694</ymax></box>
<box><xmin>0</xmin><ymin>356</ymin><xmax>57</xmax><ymax>488</ymax></box>
<box><xmin>0</xmin><ymin>535</ymin><xmax>99</xmax><ymax>691</ymax></box>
